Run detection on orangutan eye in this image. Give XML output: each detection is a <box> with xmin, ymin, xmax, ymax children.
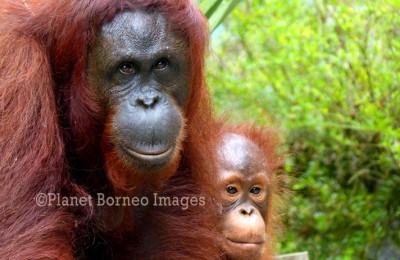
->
<box><xmin>154</xmin><ymin>58</ymin><xmax>168</xmax><ymax>70</ymax></box>
<box><xmin>226</xmin><ymin>186</ymin><xmax>238</xmax><ymax>194</ymax></box>
<box><xmin>250</xmin><ymin>187</ymin><xmax>261</xmax><ymax>195</ymax></box>
<box><xmin>119</xmin><ymin>62</ymin><xmax>136</xmax><ymax>74</ymax></box>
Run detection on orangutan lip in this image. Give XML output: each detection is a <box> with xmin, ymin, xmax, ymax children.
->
<box><xmin>226</xmin><ymin>238</ymin><xmax>264</xmax><ymax>246</ymax></box>
<box><xmin>123</xmin><ymin>146</ymin><xmax>173</xmax><ymax>160</ymax></box>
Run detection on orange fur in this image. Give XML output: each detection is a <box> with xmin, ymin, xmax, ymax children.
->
<box><xmin>221</xmin><ymin>124</ymin><xmax>285</xmax><ymax>259</ymax></box>
<box><xmin>0</xmin><ymin>0</ymin><xmax>223</xmax><ymax>258</ymax></box>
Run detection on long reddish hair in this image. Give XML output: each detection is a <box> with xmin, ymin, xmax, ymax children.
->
<box><xmin>0</xmin><ymin>0</ymin><xmax>217</xmax><ymax>184</ymax></box>
<box><xmin>0</xmin><ymin>0</ymin><xmax>221</xmax><ymax>258</ymax></box>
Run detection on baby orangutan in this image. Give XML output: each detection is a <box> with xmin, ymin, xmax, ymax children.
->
<box><xmin>217</xmin><ymin>127</ymin><xmax>282</xmax><ymax>260</ymax></box>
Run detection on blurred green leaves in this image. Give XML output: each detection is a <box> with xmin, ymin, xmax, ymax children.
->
<box><xmin>197</xmin><ymin>0</ymin><xmax>242</xmax><ymax>31</ymax></box>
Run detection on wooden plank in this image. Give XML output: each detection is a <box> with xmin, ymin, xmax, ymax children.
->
<box><xmin>275</xmin><ymin>252</ymin><xmax>309</xmax><ymax>260</ymax></box>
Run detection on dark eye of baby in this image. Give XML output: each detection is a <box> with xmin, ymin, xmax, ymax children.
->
<box><xmin>226</xmin><ymin>186</ymin><xmax>238</xmax><ymax>194</ymax></box>
<box><xmin>250</xmin><ymin>187</ymin><xmax>261</xmax><ymax>195</ymax></box>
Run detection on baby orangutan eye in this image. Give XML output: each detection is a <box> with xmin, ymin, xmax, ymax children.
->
<box><xmin>250</xmin><ymin>186</ymin><xmax>261</xmax><ymax>195</ymax></box>
<box><xmin>226</xmin><ymin>186</ymin><xmax>238</xmax><ymax>195</ymax></box>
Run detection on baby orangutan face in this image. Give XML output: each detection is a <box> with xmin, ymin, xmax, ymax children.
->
<box><xmin>217</xmin><ymin>133</ymin><xmax>270</xmax><ymax>260</ymax></box>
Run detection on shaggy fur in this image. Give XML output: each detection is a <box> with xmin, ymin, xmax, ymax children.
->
<box><xmin>0</xmin><ymin>0</ymin><xmax>222</xmax><ymax>258</ymax></box>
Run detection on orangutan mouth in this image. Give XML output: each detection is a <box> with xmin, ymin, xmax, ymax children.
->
<box><xmin>226</xmin><ymin>238</ymin><xmax>264</xmax><ymax>248</ymax></box>
<box><xmin>123</xmin><ymin>146</ymin><xmax>174</xmax><ymax>161</ymax></box>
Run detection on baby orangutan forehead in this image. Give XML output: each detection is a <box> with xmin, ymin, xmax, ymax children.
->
<box><xmin>218</xmin><ymin>133</ymin><xmax>265</xmax><ymax>175</ymax></box>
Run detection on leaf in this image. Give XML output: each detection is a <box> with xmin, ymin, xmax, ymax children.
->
<box><xmin>199</xmin><ymin>0</ymin><xmax>243</xmax><ymax>32</ymax></box>
<box><xmin>198</xmin><ymin>0</ymin><xmax>222</xmax><ymax>17</ymax></box>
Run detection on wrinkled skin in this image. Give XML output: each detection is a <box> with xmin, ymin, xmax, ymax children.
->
<box><xmin>218</xmin><ymin>133</ymin><xmax>270</xmax><ymax>260</ymax></box>
<box><xmin>87</xmin><ymin>11</ymin><xmax>190</xmax><ymax>172</ymax></box>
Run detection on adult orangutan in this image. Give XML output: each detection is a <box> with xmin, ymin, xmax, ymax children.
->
<box><xmin>217</xmin><ymin>126</ymin><xmax>283</xmax><ymax>260</ymax></box>
<box><xmin>0</xmin><ymin>0</ymin><xmax>221</xmax><ymax>258</ymax></box>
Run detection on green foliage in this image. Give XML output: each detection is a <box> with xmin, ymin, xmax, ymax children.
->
<box><xmin>207</xmin><ymin>0</ymin><xmax>400</xmax><ymax>258</ymax></box>
<box><xmin>197</xmin><ymin>0</ymin><xmax>243</xmax><ymax>31</ymax></box>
